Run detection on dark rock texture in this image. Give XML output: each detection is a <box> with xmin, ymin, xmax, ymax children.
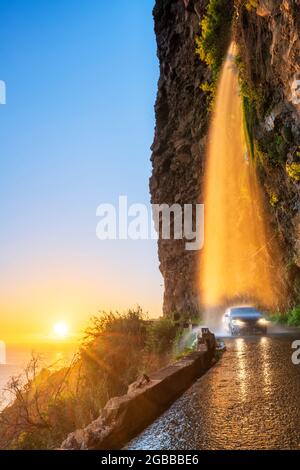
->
<box><xmin>235</xmin><ymin>0</ymin><xmax>300</xmax><ymax>300</ymax></box>
<box><xmin>150</xmin><ymin>0</ymin><xmax>210</xmax><ymax>318</ymax></box>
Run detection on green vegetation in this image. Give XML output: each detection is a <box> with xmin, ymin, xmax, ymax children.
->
<box><xmin>286</xmin><ymin>162</ymin><xmax>300</xmax><ymax>181</ymax></box>
<box><xmin>196</xmin><ymin>0</ymin><xmax>233</xmax><ymax>102</ymax></box>
<box><xmin>145</xmin><ymin>317</ymin><xmax>178</xmax><ymax>356</ymax></box>
<box><xmin>242</xmin><ymin>96</ymin><xmax>255</xmax><ymax>160</ymax></box>
<box><xmin>175</xmin><ymin>346</ymin><xmax>196</xmax><ymax>361</ymax></box>
<box><xmin>282</xmin><ymin>125</ymin><xmax>294</xmax><ymax>144</ymax></box>
<box><xmin>234</xmin><ymin>2</ymin><xmax>299</xmax><ymax>179</ymax></box>
<box><xmin>257</xmin><ymin>131</ymin><xmax>289</xmax><ymax>165</ymax></box>
<box><xmin>271</xmin><ymin>305</ymin><xmax>300</xmax><ymax>327</ymax></box>
<box><xmin>0</xmin><ymin>308</ymin><xmax>185</xmax><ymax>449</ymax></box>
<box><xmin>285</xmin><ymin>147</ymin><xmax>300</xmax><ymax>181</ymax></box>
<box><xmin>245</xmin><ymin>0</ymin><xmax>258</xmax><ymax>11</ymax></box>
<box><xmin>236</xmin><ymin>54</ymin><xmax>263</xmax><ymax>107</ymax></box>
<box><xmin>269</xmin><ymin>192</ymin><xmax>279</xmax><ymax>207</ymax></box>
<box><xmin>235</xmin><ymin>17</ymin><xmax>298</xmax><ymax>173</ymax></box>
<box><xmin>235</xmin><ymin>53</ymin><xmax>267</xmax><ymax>164</ymax></box>
<box><xmin>235</xmin><ymin>39</ymin><xmax>288</xmax><ymax>168</ymax></box>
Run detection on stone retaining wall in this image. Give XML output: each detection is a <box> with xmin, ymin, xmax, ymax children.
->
<box><xmin>61</xmin><ymin>342</ymin><xmax>215</xmax><ymax>450</ymax></box>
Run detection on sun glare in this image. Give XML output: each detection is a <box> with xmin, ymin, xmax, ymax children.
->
<box><xmin>53</xmin><ymin>322</ymin><xmax>69</xmax><ymax>338</ymax></box>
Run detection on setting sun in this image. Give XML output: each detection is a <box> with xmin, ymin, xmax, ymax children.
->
<box><xmin>53</xmin><ymin>322</ymin><xmax>69</xmax><ymax>339</ymax></box>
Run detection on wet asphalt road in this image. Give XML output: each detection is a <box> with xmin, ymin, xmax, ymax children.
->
<box><xmin>127</xmin><ymin>333</ymin><xmax>300</xmax><ymax>450</ymax></box>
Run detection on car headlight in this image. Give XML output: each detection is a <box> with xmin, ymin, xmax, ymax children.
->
<box><xmin>232</xmin><ymin>319</ymin><xmax>245</xmax><ymax>326</ymax></box>
<box><xmin>258</xmin><ymin>318</ymin><xmax>268</xmax><ymax>325</ymax></box>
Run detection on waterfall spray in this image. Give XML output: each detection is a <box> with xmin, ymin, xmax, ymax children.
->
<box><xmin>200</xmin><ymin>42</ymin><xmax>284</xmax><ymax>312</ymax></box>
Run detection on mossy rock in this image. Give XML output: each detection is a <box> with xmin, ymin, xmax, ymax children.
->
<box><xmin>282</xmin><ymin>125</ymin><xmax>293</xmax><ymax>144</ymax></box>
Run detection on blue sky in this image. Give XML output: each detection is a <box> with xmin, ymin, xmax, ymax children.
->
<box><xmin>0</xmin><ymin>0</ymin><xmax>163</xmax><ymax>341</ymax></box>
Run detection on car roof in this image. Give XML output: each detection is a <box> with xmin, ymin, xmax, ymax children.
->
<box><xmin>228</xmin><ymin>307</ymin><xmax>262</xmax><ymax>318</ymax></box>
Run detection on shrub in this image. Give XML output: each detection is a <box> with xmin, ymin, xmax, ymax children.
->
<box><xmin>146</xmin><ymin>318</ymin><xmax>178</xmax><ymax>356</ymax></box>
<box><xmin>11</xmin><ymin>429</ymin><xmax>52</xmax><ymax>450</ymax></box>
<box><xmin>287</xmin><ymin>305</ymin><xmax>300</xmax><ymax>326</ymax></box>
<box><xmin>0</xmin><ymin>354</ymin><xmax>80</xmax><ymax>449</ymax></box>
<box><xmin>236</xmin><ymin>55</ymin><xmax>259</xmax><ymax>103</ymax></box>
<box><xmin>196</xmin><ymin>0</ymin><xmax>233</xmax><ymax>101</ymax></box>
<box><xmin>80</xmin><ymin>307</ymin><xmax>148</xmax><ymax>409</ymax></box>
<box><xmin>271</xmin><ymin>305</ymin><xmax>300</xmax><ymax>327</ymax></box>
<box><xmin>257</xmin><ymin>132</ymin><xmax>288</xmax><ymax>165</ymax></box>
<box><xmin>176</xmin><ymin>346</ymin><xmax>196</xmax><ymax>361</ymax></box>
<box><xmin>0</xmin><ymin>307</ymin><xmax>182</xmax><ymax>449</ymax></box>
<box><xmin>286</xmin><ymin>162</ymin><xmax>300</xmax><ymax>181</ymax></box>
<box><xmin>270</xmin><ymin>311</ymin><xmax>286</xmax><ymax>325</ymax></box>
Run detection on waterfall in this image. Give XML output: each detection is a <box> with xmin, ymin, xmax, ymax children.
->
<box><xmin>200</xmin><ymin>42</ymin><xmax>284</xmax><ymax>310</ymax></box>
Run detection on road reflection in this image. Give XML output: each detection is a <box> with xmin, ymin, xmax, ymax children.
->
<box><xmin>236</xmin><ymin>337</ymin><xmax>247</xmax><ymax>401</ymax></box>
<box><xmin>128</xmin><ymin>334</ymin><xmax>300</xmax><ymax>450</ymax></box>
<box><xmin>260</xmin><ymin>336</ymin><xmax>272</xmax><ymax>396</ymax></box>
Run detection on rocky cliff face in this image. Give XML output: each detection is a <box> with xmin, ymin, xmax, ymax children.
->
<box><xmin>151</xmin><ymin>0</ymin><xmax>210</xmax><ymax>318</ymax></box>
<box><xmin>235</xmin><ymin>0</ymin><xmax>300</xmax><ymax>300</ymax></box>
<box><xmin>152</xmin><ymin>0</ymin><xmax>300</xmax><ymax>316</ymax></box>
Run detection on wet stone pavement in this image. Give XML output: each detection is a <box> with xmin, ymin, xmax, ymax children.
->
<box><xmin>127</xmin><ymin>334</ymin><xmax>300</xmax><ymax>450</ymax></box>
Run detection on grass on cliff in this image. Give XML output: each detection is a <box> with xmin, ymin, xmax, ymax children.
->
<box><xmin>0</xmin><ymin>307</ymin><xmax>183</xmax><ymax>450</ymax></box>
<box><xmin>196</xmin><ymin>0</ymin><xmax>233</xmax><ymax>102</ymax></box>
<box><xmin>271</xmin><ymin>305</ymin><xmax>300</xmax><ymax>327</ymax></box>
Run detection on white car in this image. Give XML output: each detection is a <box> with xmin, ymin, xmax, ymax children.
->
<box><xmin>223</xmin><ymin>306</ymin><xmax>268</xmax><ymax>336</ymax></box>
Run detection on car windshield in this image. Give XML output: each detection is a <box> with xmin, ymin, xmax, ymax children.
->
<box><xmin>230</xmin><ymin>307</ymin><xmax>262</xmax><ymax>318</ymax></box>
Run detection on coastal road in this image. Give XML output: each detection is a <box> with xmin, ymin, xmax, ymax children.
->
<box><xmin>127</xmin><ymin>333</ymin><xmax>300</xmax><ymax>450</ymax></box>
